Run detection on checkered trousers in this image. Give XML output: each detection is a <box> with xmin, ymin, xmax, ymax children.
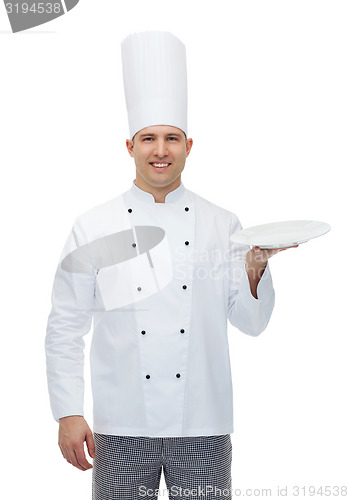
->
<box><xmin>92</xmin><ymin>433</ymin><xmax>232</xmax><ymax>500</ymax></box>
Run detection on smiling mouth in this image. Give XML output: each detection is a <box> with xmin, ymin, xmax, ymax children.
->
<box><xmin>150</xmin><ymin>162</ymin><xmax>171</xmax><ymax>168</ymax></box>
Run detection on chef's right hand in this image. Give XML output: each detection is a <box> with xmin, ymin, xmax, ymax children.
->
<box><xmin>58</xmin><ymin>415</ymin><xmax>95</xmax><ymax>471</ymax></box>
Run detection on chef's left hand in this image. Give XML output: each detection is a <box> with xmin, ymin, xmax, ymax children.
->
<box><xmin>245</xmin><ymin>245</ymin><xmax>298</xmax><ymax>299</ymax></box>
<box><xmin>246</xmin><ymin>245</ymin><xmax>299</xmax><ymax>267</ymax></box>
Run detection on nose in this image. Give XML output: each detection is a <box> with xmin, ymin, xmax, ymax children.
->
<box><xmin>154</xmin><ymin>139</ymin><xmax>168</xmax><ymax>158</ymax></box>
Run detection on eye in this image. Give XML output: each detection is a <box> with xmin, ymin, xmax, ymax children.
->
<box><xmin>143</xmin><ymin>137</ymin><xmax>153</xmax><ymax>141</ymax></box>
<box><xmin>168</xmin><ymin>136</ymin><xmax>178</xmax><ymax>141</ymax></box>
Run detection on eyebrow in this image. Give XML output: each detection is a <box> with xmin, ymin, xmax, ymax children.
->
<box><xmin>138</xmin><ymin>132</ymin><xmax>183</xmax><ymax>139</ymax></box>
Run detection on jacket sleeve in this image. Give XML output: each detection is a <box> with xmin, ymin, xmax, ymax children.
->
<box><xmin>227</xmin><ymin>214</ymin><xmax>275</xmax><ymax>336</ymax></box>
<box><xmin>45</xmin><ymin>218</ymin><xmax>96</xmax><ymax>422</ymax></box>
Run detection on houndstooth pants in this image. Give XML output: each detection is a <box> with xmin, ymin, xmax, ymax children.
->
<box><xmin>92</xmin><ymin>433</ymin><xmax>232</xmax><ymax>500</ymax></box>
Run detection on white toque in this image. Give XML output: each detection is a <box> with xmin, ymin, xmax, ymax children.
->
<box><xmin>121</xmin><ymin>31</ymin><xmax>188</xmax><ymax>139</ymax></box>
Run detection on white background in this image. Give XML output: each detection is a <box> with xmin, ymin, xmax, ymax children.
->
<box><xmin>1</xmin><ymin>0</ymin><xmax>347</xmax><ymax>498</ymax></box>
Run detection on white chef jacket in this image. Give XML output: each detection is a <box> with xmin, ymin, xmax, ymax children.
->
<box><xmin>45</xmin><ymin>180</ymin><xmax>275</xmax><ymax>437</ymax></box>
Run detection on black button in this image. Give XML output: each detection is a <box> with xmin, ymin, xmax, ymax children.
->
<box><xmin>185</xmin><ymin>207</ymin><xmax>189</xmax><ymax>211</ymax></box>
<box><xmin>128</xmin><ymin>208</ymin><xmax>132</xmax><ymax>213</ymax></box>
<box><xmin>146</xmin><ymin>374</ymin><xmax>150</xmax><ymax>379</ymax></box>
<box><xmin>176</xmin><ymin>373</ymin><xmax>181</xmax><ymax>378</ymax></box>
<box><xmin>137</xmin><ymin>287</ymin><xmax>142</xmax><ymax>291</ymax></box>
<box><xmin>141</xmin><ymin>330</ymin><xmax>146</xmax><ymax>335</ymax></box>
<box><xmin>132</xmin><ymin>243</ymin><xmax>136</xmax><ymax>247</ymax></box>
<box><xmin>185</xmin><ymin>241</ymin><xmax>189</xmax><ymax>245</ymax></box>
<box><xmin>180</xmin><ymin>329</ymin><xmax>185</xmax><ymax>334</ymax></box>
<box><xmin>182</xmin><ymin>285</ymin><xmax>187</xmax><ymax>289</ymax></box>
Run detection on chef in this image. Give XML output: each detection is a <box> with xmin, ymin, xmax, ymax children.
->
<box><xmin>45</xmin><ymin>31</ymin><xmax>293</xmax><ymax>500</ymax></box>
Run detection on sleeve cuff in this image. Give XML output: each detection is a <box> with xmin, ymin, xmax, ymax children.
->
<box><xmin>232</xmin><ymin>261</ymin><xmax>275</xmax><ymax>336</ymax></box>
<box><xmin>241</xmin><ymin>261</ymin><xmax>274</xmax><ymax>301</ymax></box>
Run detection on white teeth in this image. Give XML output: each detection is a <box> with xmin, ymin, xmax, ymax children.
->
<box><xmin>152</xmin><ymin>163</ymin><xmax>169</xmax><ymax>167</ymax></box>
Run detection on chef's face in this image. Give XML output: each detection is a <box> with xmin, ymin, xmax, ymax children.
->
<box><xmin>126</xmin><ymin>125</ymin><xmax>193</xmax><ymax>194</ymax></box>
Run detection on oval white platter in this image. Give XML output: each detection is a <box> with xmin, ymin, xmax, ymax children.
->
<box><xmin>230</xmin><ymin>220</ymin><xmax>331</xmax><ymax>249</ymax></box>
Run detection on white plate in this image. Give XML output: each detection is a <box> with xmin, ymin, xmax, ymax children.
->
<box><xmin>230</xmin><ymin>220</ymin><xmax>331</xmax><ymax>249</ymax></box>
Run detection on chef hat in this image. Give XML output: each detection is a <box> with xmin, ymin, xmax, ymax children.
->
<box><xmin>121</xmin><ymin>31</ymin><xmax>188</xmax><ymax>139</ymax></box>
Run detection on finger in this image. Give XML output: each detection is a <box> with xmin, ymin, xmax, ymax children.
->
<box><xmin>251</xmin><ymin>247</ymin><xmax>265</xmax><ymax>259</ymax></box>
<box><xmin>257</xmin><ymin>247</ymin><xmax>279</xmax><ymax>258</ymax></box>
<box><xmin>62</xmin><ymin>445</ymin><xmax>77</xmax><ymax>468</ymax></box>
<box><xmin>58</xmin><ymin>443</ymin><xmax>65</xmax><ymax>458</ymax></box>
<box><xmin>278</xmin><ymin>244</ymin><xmax>299</xmax><ymax>252</ymax></box>
<box><xmin>86</xmin><ymin>432</ymin><xmax>96</xmax><ymax>459</ymax></box>
<box><xmin>69</xmin><ymin>449</ymin><xmax>88</xmax><ymax>471</ymax></box>
<box><xmin>74</xmin><ymin>445</ymin><xmax>93</xmax><ymax>470</ymax></box>
<box><xmin>59</xmin><ymin>443</ymin><xmax>71</xmax><ymax>464</ymax></box>
<box><xmin>62</xmin><ymin>442</ymin><xmax>87</xmax><ymax>471</ymax></box>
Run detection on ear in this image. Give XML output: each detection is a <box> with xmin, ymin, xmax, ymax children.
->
<box><xmin>186</xmin><ymin>138</ymin><xmax>193</xmax><ymax>157</ymax></box>
<box><xmin>126</xmin><ymin>139</ymin><xmax>134</xmax><ymax>157</ymax></box>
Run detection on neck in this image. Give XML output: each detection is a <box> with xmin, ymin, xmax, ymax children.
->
<box><xmin>134</xmin><ymin>176</ymin><xmax>181</xmax><ymax>203</ymax></box>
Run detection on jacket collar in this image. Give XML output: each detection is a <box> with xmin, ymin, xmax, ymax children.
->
<box><xmin>130</xmin><ymin>179</ymin><xmax>186</xmax><ymax>204</ymax></box>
